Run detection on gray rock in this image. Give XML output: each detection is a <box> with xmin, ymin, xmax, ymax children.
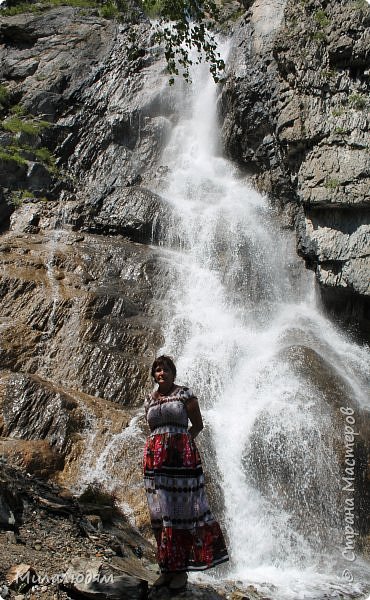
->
<box><xmin>298</xmin><ymin>146</ymin><xmax>369</xmax><ymax>207</ymax></box>
<box><xmin>5</xmin><ymin>530</ymin><xmax>17</xmax><ymax>545</ymax></box>
<box><xmin>81</xmin><ymin>186</ymin><xmax>174</xmax><ymax>242</ymax></box>
<box><xmin>10</xmin><ymin>203</ymin><xmax>41</xmax><ymax>233</ymax></box>
<box><xmin>220</xmin><ymin>0</ymin><xmax>370</xmax><ymax>337</ymax></box>
<box><xmin>62</xmin><ymin>558</ymin><xmax>147</xmax><ymax>600</ymax></box>
<box><xmin>0</xmin><ymin>158</ymin><xmax>28</xmax><ymax>189</ymax></box>
<box><xmin>0</xmin><ymin>586</ymin><xmax>9</xmax><ymax>598</ymax></box>
<box><xmin>27</xmin><ymin>162</ymin><xmax>53</xmax><ymax>192</ymax></box>
<box><xmin>0</xmin><ymin>372</ymin><xmax>85</xmax><ymax>454</ymax></box>
<box><xmin>6</xmin><ymin>564</ymin><xmax>38</xmax><ymax>590</ymax></box>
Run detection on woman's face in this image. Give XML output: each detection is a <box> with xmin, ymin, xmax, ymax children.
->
<box><xmin>154</xmin><ymin>363</ymin><xmax>175</xmax><ymax>386</ymax></box>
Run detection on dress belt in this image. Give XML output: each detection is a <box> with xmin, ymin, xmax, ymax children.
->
<box><xmin>150</xmin><ymin>424</ymin><xmax>188</xmax><ymax>433</ymax></box>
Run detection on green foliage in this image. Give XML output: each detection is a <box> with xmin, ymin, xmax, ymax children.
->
<box><xmin>1</xmin><ymin>0</ymin><xmax>224</xmax><ymax>82</ymax></box>
<box><xmin>321</xmin><ymin>69</ymin><xmax>336</xmax><ymax>80</ymax></box>
<box><xmin>0</xmin><ymin>100</ymin><xmax>58</xmax><ymax>175</ymax></box>
<box><xmin>0</xmin><ymin>141</ymin><xmax>59</xmax><ymax>174</ymax></box>
<box><xmin>0</xmin><ymin>146</ymin><xmax>28</xmax><ymax>166</ymax></box>
<box><xmin>0</xmin><ymin>2</ymin><xmax>41</xmax><ymax>15</ymax></box>
<box><xmin>140</xmin><ymin>0</ymin><xmax>225</xmax><ymax>83</ymax></box>
<box><xmin>314</xmin><ymin>9</ymin><xmax>330</xmax><ymax>27</ymax></box>
<box><xmin>99</xmin><ymin>0</ymin><xmax>120</xmax><ymax>18</ymax></box>
<box><xmin>305</xmin><ymin>8</ymin><xmax>330</xmax><ymax>45</ymax></box>
<box><xmin>325</xmin><ymin>177</ymin><xmax>340</xmax><ymax>190</ymax></box>
<box><xmin>348</xmin><ymin>92</ymin><xmax>367</xmax><ymax>110</ymax></box>
<box><xmin>309</xmin><ymin>30</ymin><xmax>326</xmax><ymax>43</ymax></box>
<box><xmin>0</xmin><ymin>84</ymin><xmax>10</xmax><ymax>110</ymax></box>
<box><xmin>332</xmin><ymin>107</ymin><xmax>344</xmax><ymax>117</ymax></box>
<box><xmin>35</xmin><ymin>146</ymin><xmax>59</xmax><ymax>173</ymax></box>
<box><xmin>10</xmin><ymin>104</ymin><xmax>26</xmax><ymax>116</ymax></box>
<box><xmin>10</xmin><ymin>189</ymin><xmax>36</xmax><ymax>206</ymax></box>
<box><xmin>143</xmin><ymin>0</ymin><xmax>162</xmax><ymax>17</ymax></box>
<box><xmin>47</xmin><ymin>0</ymin><xmax>98</xmax><ymax>8</ymax></box>
<box><xmin>0</xmin><ymin>0</ymin><xmax>100</xmax><ymax>15</ymax></box>
<box><xmin>10</xmin><ymin>192</ymin><xmax>24</xmax><ymax>207</ymax></box>
<box><xmin>1</xmin><ymin>115</ymin><xmax>51</xmax><ymax>136</ymax></box>
<box><xmin>334</xmin><ymin>126</ymin><xmax>346</xmax><ymax>135</ymax></box>
<box><xmin>35</xmin><ymin>146</ymin><xmax>53</xmax><ymax>163</ymax></box>
<box><xmin>0</xmin><ymin>0</ymin><xmax>131</xmax><ymax>18</ymax></box>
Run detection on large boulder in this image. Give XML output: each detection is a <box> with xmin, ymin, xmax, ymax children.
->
<box><xmin>71</xmin><ymin>186</ymin><xmax>174</xmax><ymax>243</ymax></box>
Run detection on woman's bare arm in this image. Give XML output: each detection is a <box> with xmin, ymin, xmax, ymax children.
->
<box><xmin>186</xmin><ymin>397</ymin><xmax>204</xmax><ymax>439</ymax></box>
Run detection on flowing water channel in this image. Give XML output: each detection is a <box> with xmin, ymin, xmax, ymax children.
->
<box><xmin>149</xmin><ymin>45</ymin><xmax>370</xmax><ymax>599</ymax></box>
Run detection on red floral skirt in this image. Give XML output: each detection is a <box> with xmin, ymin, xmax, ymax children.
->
<box><xmin>143</xmin><ymin>430</ymin><xmax>229</xmax><ymax>572</ymax></box>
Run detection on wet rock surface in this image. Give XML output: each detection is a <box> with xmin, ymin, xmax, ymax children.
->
<box><xmin>0</xmin><ymin>222</ymin><xmax>164</xmax><ymax>404</ymax></box>
<box><xmin>0</xmin><ymin>3</ymin><xmax>177</xmax><ymax>405</ymax></box>
<box><xmin>70</xmin><ymin>186</ymin><xmax>174</xmax><ymax>243</ymax></box>
<box><xmin>220</xmin><ymin>0</ymin><xmax>370</xmax><ymax>338</ymax></box>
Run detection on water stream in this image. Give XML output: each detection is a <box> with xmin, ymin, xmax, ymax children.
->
<box><xmin>76</xmin><ymin>412</ymin><xmax>144</xmax><ymax>527</ymax></box>
<box><xmin>150</xmin><ymin>45</ymin><xmax>370</xmax><ymax>599</ymax></box>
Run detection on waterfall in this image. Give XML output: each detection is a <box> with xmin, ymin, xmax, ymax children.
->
<box><xmin>76</xmin><ymin>411</ymin><xmax>144</xmax><ymax>527</ymax></box>
<box><xmin>150</xmin><ymin>43</ymin><xmax>370</xmax><ymax>599</ymax></box>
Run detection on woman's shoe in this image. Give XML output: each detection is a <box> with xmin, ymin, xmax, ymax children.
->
<box><xmin>168</xmin><ymin>572</ymin><xmax>188</xmax><ymax>591</ymax></box>
<box><xmin>152</xmin><ymin>573</ymin><xmax>173</xmax><ymax>587</ymax></box>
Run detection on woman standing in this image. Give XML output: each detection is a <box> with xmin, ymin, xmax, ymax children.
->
<box><xmin>143</xmin><ymin>355</ymin><xmax>229</xmax><ymax>591</ymax></box>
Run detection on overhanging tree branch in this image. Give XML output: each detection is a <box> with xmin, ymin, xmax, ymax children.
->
<box><xmin>140</xmin><ymin>0</ymin><xmax>225</xmax><ymax>83</ymax></box>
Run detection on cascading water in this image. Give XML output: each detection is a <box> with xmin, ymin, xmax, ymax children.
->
<box><xmin>37</xmin><ymin>205</ymin><xmax>82</xmax><ymax>381</ymax></box>
<box><xmin>149</xmin><ymin>43</ymin><xmax>370</xmax><ymax>599</ymax></box>
<box><xmin>76</xmin><ymin>412</ymin><xmax>145</xmax><ymax>526</ymax></box>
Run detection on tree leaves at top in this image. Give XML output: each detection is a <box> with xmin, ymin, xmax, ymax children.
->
<box><xmin>140</xmin><ymin>0</ymin><xmax>225</xmax><ymax>84</ymax></box>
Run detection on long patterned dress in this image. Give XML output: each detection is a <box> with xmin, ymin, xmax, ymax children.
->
<box><xmin>143</xmin><ymin>385</ymin><xmax>229</xmax><ymax>573</ymax></box>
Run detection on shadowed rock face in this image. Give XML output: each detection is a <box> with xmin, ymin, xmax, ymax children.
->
<box><xmin>0</xmin><ymin>371</ymin><xmax>86</xmax><ymax>452</ymax></box>
<box><xmin>220</xmin><ymin>0</ymin><xmax>370</xmax><ymax>339</ymax></box>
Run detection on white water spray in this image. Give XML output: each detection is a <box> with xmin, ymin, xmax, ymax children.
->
<box><xmin>151</xmin><ymin>43</ymin><xmax>370</xmax><ymax>599</ymax></box>
<box><xmin>80</xmin><ymin>414</ymin><xmax>143</xmax><ymax>490</ymax></box>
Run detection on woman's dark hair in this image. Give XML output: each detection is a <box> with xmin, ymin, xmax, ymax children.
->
<box><xmin>151</xmin><ymin>355</ymin><xmax>177</xmax><ymax>379</ymax></box>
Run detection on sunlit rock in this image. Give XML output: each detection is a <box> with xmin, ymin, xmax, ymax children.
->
<box><xmin>220</xmin><ymin>0</ymin><xmax>370</xmax><ymax>337</ymax></box>
<box><xmin>0</xmin><ymin>438</ymin><xmax>63</xmax><ymax>478</ymax></box>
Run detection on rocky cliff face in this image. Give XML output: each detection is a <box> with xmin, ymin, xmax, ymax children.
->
<box><xmin>220</xmin><ymin>0</ymin><xmax>370</xmax><ymax>339</ymax></box>
<box><xmin>0</xmin><ymin>3</ymin><xmax>182</xmax><ymax>544</ymax></box>
<box><xmin>0</xmin><ymin>5</ymin><xmax>182</xmax><ymax>394</ymax></box>
<box><xmin>0</xmin><ymin>4</ymin><xmax>192</xmax><ymax>594</ymax></box>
